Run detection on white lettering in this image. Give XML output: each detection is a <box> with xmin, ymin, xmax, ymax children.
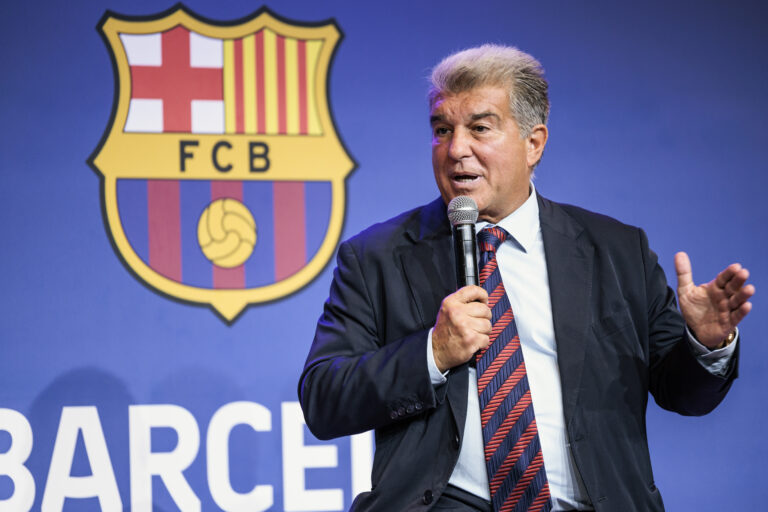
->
<box><xmin>350</xmin><ymin>431</ymin><xmax>373</xmax><ymax>496</ymax></box>
<box><xmin>2</xmin><ymin>401</ymin><xmax>372</xmax><ymax>511</ymax></box>
<box><xmin>207</xmin><ymin>401</ymin><xmax>273</xmax><ymax>511</ymax></box>
<box><xmin>41</xmin><ymin>406</ymin><xmax>121</xmax><ymax>511</ymax></box>
<box><xmin>129</xmin><ymin>404</ymin><xmax>200</xmax><ymax>512</ymax></box>
<box><xmin>281</xmin><ymin>402</ymin><xmax>342</xmax><ymax>511</ymax></box>
<box><xmin>0</xmin><ymin>408</ymin><xmax>35</xmax><ymax>512</ymax></box>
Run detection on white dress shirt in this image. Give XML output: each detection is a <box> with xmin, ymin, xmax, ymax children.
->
<box><xmin>427</xmin><ymin>185</ymin><xmax>737</xmax><ymax>510</ymax></box>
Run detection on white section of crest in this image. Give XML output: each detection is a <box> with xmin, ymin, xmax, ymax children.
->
<box><xmin>120</xmin><ymin>33</ymin><xmax>161</xmax><ymax>66</ymax></box>
<box><xmin>190</xmin><ymin>32</ymin><xmax>223</xmax><ymax>68</ymax></box>
<box><xmin>191</xmin><ymin>100</ymin><xmax>225</xmax><ymax>134</ymax></box>
<box><xmin>125</xmin><ymin>99</ymin><xmax>163</xmax><ymax>133</ymax></box>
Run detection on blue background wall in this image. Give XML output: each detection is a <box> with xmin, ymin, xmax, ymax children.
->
<box><xmin>1</xmin><ymin>0</ymin><xmax>766</xmax><ymax>510</ymax></box>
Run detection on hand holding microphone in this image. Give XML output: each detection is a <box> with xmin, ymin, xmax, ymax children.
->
<box><xmin>431</xmin><ymin>196</ymin><xmax>492</xmax><ymax>372</ymax></box>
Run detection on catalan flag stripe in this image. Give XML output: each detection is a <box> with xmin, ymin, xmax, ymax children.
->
<box><xmin>219</xmin><ymin>30</ymin><xmax>322</xmax><ymax>135</ymax></box>
<box><xmin>242</xmin><ymin>34</ymin><xmax>256</xmax><ymax>133</ymax></box>
<box><xmin>306</xmin><ymin>40</ymin><xmax>322</xmax><ymax>135</ymax></box>
<box><xmin>298</xmin><ymin>40</ymin><xmax>308</xmax><ymax>134</ymax></box>
<box><xmin>233</xmin><ymin>38</ymin><xmax>245</xmax><ymax>133</ymax></box>
<box><xmin>255</xmin><ymin>30</ymin><xmax>266</xmax><ymax>133</ymax></box>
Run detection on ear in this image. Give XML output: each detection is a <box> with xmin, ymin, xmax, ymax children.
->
<box><xmin>525</xmin><ymin>124</ymin><xmax>548</xmax><ymax>168</ymax></box>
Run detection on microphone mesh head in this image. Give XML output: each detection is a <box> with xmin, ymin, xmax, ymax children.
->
<box><xmin>447</xmin><ymin>196</ymin><xmax>478</xmax><ymax>226</ymax></box>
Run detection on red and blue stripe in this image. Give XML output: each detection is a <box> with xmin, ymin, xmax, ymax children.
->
<box><xmin>116</xmin><ymin>178</ymin><xmax>332</xmax><ymax>289</ymax></box>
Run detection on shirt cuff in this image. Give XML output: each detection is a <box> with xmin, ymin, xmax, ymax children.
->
<box><xmin>427</xmin><ymin>328</ymin><xmax>449</xmax><ymax>385</ymax></box>
<box><xmin>686</xmin><ymin>326</ymin><xmax>738</xmax><ymax>376</ymax></box>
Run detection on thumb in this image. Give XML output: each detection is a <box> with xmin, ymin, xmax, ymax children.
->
<box><xmin>674</xmin><ymin>251</ymin><xmax>694</xmax><ymax>290</ymax></box>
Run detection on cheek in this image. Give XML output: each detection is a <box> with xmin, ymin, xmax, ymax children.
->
<box><xmin>432</xmin><ymin>148</ymin><xmax>450</xmax><ymax>173</ymax></box>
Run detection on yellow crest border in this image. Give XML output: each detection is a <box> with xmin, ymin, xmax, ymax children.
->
<box><xmin>88</xmin><ymin>4</ymin><xmax>356</xmax><ymax>322</ymax></box>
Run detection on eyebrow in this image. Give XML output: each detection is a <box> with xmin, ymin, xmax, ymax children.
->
<box><xmin>429</xmin><ymin>114</ymin><xmax>444</xmax><ymax>125</ymax></box>
<box><xmin>470</xmin><ymin>112</ymin><xmax>500</xmax><ymax>122</ymax></box>
<box><xmin>429</xmin><ymin>111</ymin><xmax>500</xmax><ymax>125</ymax></box>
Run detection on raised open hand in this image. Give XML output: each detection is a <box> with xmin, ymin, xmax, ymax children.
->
<box><xmin>675</xmin><ymin>252</ymin><xmax>755</xmax><ymax>349</ymax></box>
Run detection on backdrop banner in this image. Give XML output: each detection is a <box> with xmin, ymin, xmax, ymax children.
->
<box><xmin>1</xmin><ymin>1</ymin><xmax>765</xmax><ymax>511</ymax></box>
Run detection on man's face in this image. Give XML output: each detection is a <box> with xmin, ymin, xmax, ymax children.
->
<box><xmin>430</xmin><ymin>86</ymin><xmax>542</xmax><ymax>224</ymax></box>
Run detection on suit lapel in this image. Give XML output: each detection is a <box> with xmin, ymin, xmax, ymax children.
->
<box><xmin>399</xmin><ymin>198</ymin><xmax>455</xmax><ymax>331</ymax></box>
<box><xmin>538</xmin><ymin>195</ymin><xmax>594</xmax><ymax>429</ymax></box>
<box><xmin>398</xmin><ymin>198</ymin><xmax>469</xmax><ymax>435</ymax></box>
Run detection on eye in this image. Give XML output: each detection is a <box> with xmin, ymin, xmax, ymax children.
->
<box><xmin>433</xmin><ymin>126</ymin><xmax>451</xmax><ymax>137</ymax></box>
<box><xmin>473</xmin><ymin>124</ymin><xmax>490</xmax><ymax>133</ymax></box>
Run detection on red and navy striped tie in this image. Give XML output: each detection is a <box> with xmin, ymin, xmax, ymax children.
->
<box><xmin>476</xmin><ymin>226</ymin><xmax>551</xmax><ymax>512</ymax></box>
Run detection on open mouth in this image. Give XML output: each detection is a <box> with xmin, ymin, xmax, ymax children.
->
<box><xmin>452</xmin><ymin>174</ymin><xmax>480</xmax><ymax>183</ymax></box>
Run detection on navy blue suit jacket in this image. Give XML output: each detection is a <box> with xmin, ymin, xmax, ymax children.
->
<box><xmin>299</xmin><ymin>194</ymin><xmax>738</xmax><ymax>511</ymax></box>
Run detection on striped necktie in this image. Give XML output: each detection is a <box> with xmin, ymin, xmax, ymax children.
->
<box><xmin>476</xmin><ymin>226</ymin><xmax>551</xmax><ymax>512</ymax></box>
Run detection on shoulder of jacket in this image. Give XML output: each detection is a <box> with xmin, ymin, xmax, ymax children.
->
<box><xmin>342</xmin><ymin>200</ymin><xmax>444</xmax><ymax>252</ymax></box>
<box><xmin>547</xmin><ymin>197</ymin><xmax>642</xmax><ymax>238</ymax></box>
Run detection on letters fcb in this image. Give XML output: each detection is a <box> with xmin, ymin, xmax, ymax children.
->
<box><xmin>179</xmin><ymin>139</ymin><xmax>270</xmax><ymax>173</ymax></box>
<box><xmin>89</xmin><ymin>6</ymin><xmax>355</xmax><ymax>321</ymax></box>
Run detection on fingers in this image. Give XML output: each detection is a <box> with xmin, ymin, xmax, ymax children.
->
<box><xmin>722</xmin><ymin>267</ymin><xmax>748</xmax><ymax>295</ymax></box>
<box><xmin>728</xmin><ymin>283</ymin><xmax>755</xmax><ymax>310</ymax></box>
<box><xmin>730</xmin><ymin>300</ymin><xmax>753</xmax><ymax>326</ymax></box>
<box><xmin>446</xmin><ymin>287</ymin><xmax>492</xmax><ymax>337</ymax></box>
<box><xmin>444</xmin><ymin>287</ymin><xmax>491</xmax><ymax>320</ymax></box>
<box><xmin>679</xmin><ymin>254</ymin><xmax>752</xmax><ymax>301</ymax></box>
<box><xmin>674</xmin><ymin>252</ymin><xmax>694</xmax><ymax>290</ymax></box>
<box><xmin>467</xmin><ymin>316</ymin><xmax>492</xmax><ymax>335</ymax></box>
<box><xmin>714</xmin><ymin>263</ymin><xmax>743</xmax><ymax>290</ymax></box>
<box><xmin>454</xmin><ymin>285</ymin><xmax>489</xmax><ymax>305</ymax></box>
<box><xmin>432</xmin><ymin>287</ymin><xmax>493</xmax><ymax>371</ymax></box>
<box><xmin>465</xmin><ymin>300</ymin><xmax>493</xmax><ymax>320</ymax></box>
<box><xmin>718</xmin><ymin>265</ymin><xmax>754</xmax><ymax>329</ymax></box>
<box><xmin>675</xmin><ymin>252</ymin><xmax>754</xmax><ymax>342</ymax></box>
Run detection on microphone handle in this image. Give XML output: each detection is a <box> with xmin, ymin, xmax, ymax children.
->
<box><xmin>453</xmin><ymin>223</ymin><xmax>478</xmax><ymax>288</ymax></box>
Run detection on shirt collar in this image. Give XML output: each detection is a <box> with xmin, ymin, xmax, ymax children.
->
<box><xmin>476</xmin><ymin>183</ymin><xmax>540</xmax><ymax>253</ymax></box>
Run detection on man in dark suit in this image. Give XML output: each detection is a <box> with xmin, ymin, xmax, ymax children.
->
<box><xmin>298</xmin><ymin>45</ymin><xmax>754</xmax><ymax>511</ymax></box>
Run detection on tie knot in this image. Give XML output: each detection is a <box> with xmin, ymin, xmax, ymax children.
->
<box><xmin>478</xmin><ymin>226</ymin><xmax>508</xmax><ymax>254</ymax></box>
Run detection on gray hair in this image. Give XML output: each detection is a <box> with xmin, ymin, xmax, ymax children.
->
<box><xmin>428</xmin><ymin>44</ymin><xmax>549</xmax><ymax>137</ymax></box>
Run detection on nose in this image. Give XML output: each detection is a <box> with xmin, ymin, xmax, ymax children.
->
<box><xmin>447</xmin><ymin>128</ymin><xmax>472</xmax><ymax>160</ymax></box>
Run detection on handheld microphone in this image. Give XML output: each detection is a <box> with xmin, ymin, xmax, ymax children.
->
<box><xmin>447</xmin><ymin>196</ymin><xmax>479</xmax><ymax>289</ymax></box>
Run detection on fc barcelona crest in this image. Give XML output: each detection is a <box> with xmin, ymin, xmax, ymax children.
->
<box><xmin>89</xmin><ymin>5</ymin><xmax>355</xmax><ymax>321</ymax></box>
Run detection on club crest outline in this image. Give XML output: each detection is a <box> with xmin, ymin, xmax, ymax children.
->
<box><xmin>89</xmin><ymin>4</ymin><xmax>355</xmax><ymax>322</ymax></box>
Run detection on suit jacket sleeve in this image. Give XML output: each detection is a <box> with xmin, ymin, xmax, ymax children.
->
<box><xmin>641</xmin><ymin>228</ymin><xmax>738</xmax><ymax>415</ymax></box>
<box><xmin>298</xmin><ymin>239</ymin><xmax>441</xmax><ymax>440</ymax></box>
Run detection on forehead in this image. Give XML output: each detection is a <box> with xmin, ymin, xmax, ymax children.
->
<box><xmin>430</xmin><ymin>86</ymin><xmax>511</xmax><ymax>121</ymax></box>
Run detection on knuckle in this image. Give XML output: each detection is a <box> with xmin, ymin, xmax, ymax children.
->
<box><xmin>477</xmin><ymin>334</ymin><xmax>490</xmax><ymax>348</ymax></box>
<box><xmin>442</xmin><ymin>301</ymin><xmax>458</xmax><ymax>316</ymax></box>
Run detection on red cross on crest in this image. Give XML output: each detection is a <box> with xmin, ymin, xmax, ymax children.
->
<box><xmin>130</xmin><ymin>26</ymin><xmax>223</xmax><ymax>132</ymax></box>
